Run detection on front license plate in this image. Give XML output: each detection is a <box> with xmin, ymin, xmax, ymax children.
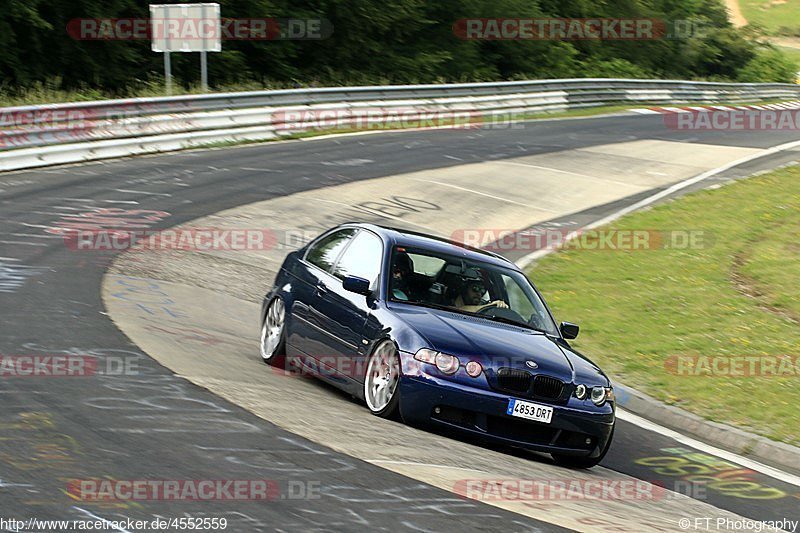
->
<box><xmin>507</xmin><ymin>399</ymin><xmax>553</xmax><ymax>424</ymax></box>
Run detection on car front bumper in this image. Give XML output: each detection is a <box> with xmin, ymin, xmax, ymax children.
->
<box><xmin>398</xmin><ymin>375</ymin><xmax>615</xmax><ymax>458</ymax></box>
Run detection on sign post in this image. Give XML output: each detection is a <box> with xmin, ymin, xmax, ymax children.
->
<box><xmin>164</xmin><ymin>51</ymin><xmax>172</xmax><ymax>95</ymax></box>
<box><xmin>150</xmin><ymin>3</ymin><xmax>221</xmax><ymax>95</ymax></box>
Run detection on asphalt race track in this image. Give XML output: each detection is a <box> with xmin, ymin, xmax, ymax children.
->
<box><xmin>1</xmin><ymin>113</ymin><xmax>799</xmax><ymax>532</ymax></box>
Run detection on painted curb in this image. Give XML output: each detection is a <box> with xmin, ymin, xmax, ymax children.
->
<box><xmin>614</xmin><ymin>383</ymin><xmax>800</xmax><ymax>476</ymax></box>
<box><xmin>515</xmin><ymin>142</ymin><xmax>800</xmax><ymax>477</ymax></box>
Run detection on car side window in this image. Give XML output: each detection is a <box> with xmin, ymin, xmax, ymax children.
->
<box><xmin>503</xmin><ymin>274</ymin><xmax>548</xmax><ymax>329</ymax></box>
<box><xmin>305</xmin><ymin>229</ymin><xmax>357</xmax><ymax>272</ymax></box>
<box><xmin>332</xmin><ymin>230</ymin><xmax>383</xmax><ymax>283</ymax></box>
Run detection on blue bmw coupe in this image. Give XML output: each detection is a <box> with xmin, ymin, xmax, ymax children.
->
<box><xmin>260</xmin><ymin>223</ymin><xmax>615</xmax><ymax>468</ymax></box>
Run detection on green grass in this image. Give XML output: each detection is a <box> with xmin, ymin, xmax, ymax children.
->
<box><xmin>776</xmin><ymin>45</ymin><xmax>800</xmax><ymax>68</ymax></box>
<box><xmin>0</xmin><ymin>79</ymin><xmax>309</xmax><ymax>107</ymax></box>
<box><xmin>528</xmin><ymin>166</ymin><xmax>800</xmax><ymax>446</ymax></box>
<box><xmin>741</xmin><ymin>0</ymin><xmax>800</xmax><ymax>36</ymax></box>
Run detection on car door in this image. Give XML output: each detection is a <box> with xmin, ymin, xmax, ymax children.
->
<box><xmin>311</xmin><ymin>229</ymin><xmax>384</xmax><ymax>383</ymax></box>
<box><xmin>288</xmin><ymin>228</ymin><xmax>357</xmax><ymax>357</ymax></box>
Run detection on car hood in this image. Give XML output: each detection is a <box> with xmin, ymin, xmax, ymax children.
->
<box><xmin>391</xmin><ymin>304</ymin><xmax>588</xmax><ymax>382</ymax></box>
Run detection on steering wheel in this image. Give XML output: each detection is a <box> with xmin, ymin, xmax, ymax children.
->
<box><xmin>478</xmin><ymin>304</ymin><xmax>528</xmax><ymax>325</ymax></box>
<box><xmin>477</xmin><ymin>303</ymin><xmax>498</xmax><ymax>314</ymax></box>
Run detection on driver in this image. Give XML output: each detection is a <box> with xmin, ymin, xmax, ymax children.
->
<box><xmin>453</xmin><ymin>275</ymin><xmax>508</xmax><ymax>313</ymax></box>
<box><xmin>391</xmin><ymin>252</ymin><xmax>414</xmax><ymax>301</ymax></box>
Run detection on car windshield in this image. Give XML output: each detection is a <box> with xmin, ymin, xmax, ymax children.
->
<box><xmin>388</xmin><ymin>246</ymin><xmax>559</xmax><ymax>335</ymax></box>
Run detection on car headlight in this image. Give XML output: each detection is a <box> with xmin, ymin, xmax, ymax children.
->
<box><xmin>413</xmin><ymin>348</ymin><xmax>437</xmax><ymax>364</ymax></box>
<box><xmin>465</xmin><ymin>361</ymin><xmax>483</xmax><ymax>377</ymax></box>
<box><xmin>435</xmin><ymin>353</ymin><xmax>460</xmax><ymax>374</ymax></box>
<box><xmin>575</xmin><ymin>384</ymin><xmax>587</xmax><ymax>400</ymax></box>
<box><xmin>590</xmin><ymin>386</ymin><xmax>613</xmax><ymax>406</ymax></box>
<box><xmin>414</xmin><ymin>348</ymin><xmax>460</xmax><ymax>375</ymax></box>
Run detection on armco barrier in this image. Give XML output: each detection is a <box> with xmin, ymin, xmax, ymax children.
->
<box><xmin>2</xmin><ymin>78</ymin><xmax>800</xmax><ymax>172</ymax></box>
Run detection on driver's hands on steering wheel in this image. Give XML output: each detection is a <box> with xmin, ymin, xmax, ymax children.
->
<box><xmin>479</xmin><ymin>300</ymin><xmax>508</xmax><ymax>311</ymax></box>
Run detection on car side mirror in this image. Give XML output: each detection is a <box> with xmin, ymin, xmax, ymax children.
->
<box><xmin>343</xmin><ymin>275</ymin><xmax>372</xmax><ymax>296</ymax></box>
<box><xmin>560</xmin><ymin>322</ymin><xmax>579</xmax><ymax>340</ymax></box>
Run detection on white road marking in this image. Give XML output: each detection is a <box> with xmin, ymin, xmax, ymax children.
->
<box><xmin>303</xmin><ymin>197</ymin><xmax>434</xmax><ymax>231</ymax></box>
<box><xmin>617</xmin><ymin>409</ymin><xmax>800</xmax><ymax>487</ymax></box>
<box><xmin>9</xmin><ymin>234</ymin><xmax>60</xmax><ymax>239</ymax></box>
<box><xmin>46</xmin><ymin>198</ymin><xmax>95</xmax><ymax>202</ymax></box>
<box><xmin>511</xmin><ymin>138</ymin><xmax>800</xmax><ymax>486</ymax></box>
<box><xmin>320</xmin><ymin>159</ymin><xmax>374</xmax><ymax>166</ymax></box>
<box><xmin>113</xmin><ymin>188</ymin><xmax>172</xmax><ymax>197</ymax></box>
<box><xmin>19</xmin><ymin>223</ymin><xmax>54</xmax><ymax>229</ymax></box>
<box><xmin>517</xmin><ymin>138</ymin><xmax>800</xmax><ymax>269</ymax></box>
<box><xmin>0</xmin><ymin>241</ymin><xmax>47</xmax><ymax>247</ymax></box>
<box><xmin>239</xmin><ymin>167</ymin><xmax>283</xmax><ymax>172</ymax></box>
<box><xmin>409</xmin><ymin>178</ymin><xmax>560</xmax><ymax>212</ymax></box>
<box><xmin>497</xmin><ymin>160</ymin><xmax>642</xmax><ymax>188</ymax></box>
<box><xmin>368</xmin><ymin>459</ymin><xmax>492</xmax><ymax>474</ymax></box>
<box><xmin>630</xmin><ymin>109</ymin><xmax>661</xmax><ymax>114</ymax></box>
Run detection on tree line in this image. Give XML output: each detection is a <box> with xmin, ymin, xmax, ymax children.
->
<box><xmin>0</xmin><ymin>0</ymin><xmax>795</xmax><ymax>99</ymax></box>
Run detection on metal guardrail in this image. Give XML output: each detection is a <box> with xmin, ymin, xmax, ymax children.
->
<box><xmin>2</xmin><ymin>78</ymin><xmax>799</xmax><ymax>171</ymax></box>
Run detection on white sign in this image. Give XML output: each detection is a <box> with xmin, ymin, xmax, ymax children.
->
<box><xmin>150</xmin><ymin>3</ymin><xmax>221</xmax><ymax>52</ymax></box>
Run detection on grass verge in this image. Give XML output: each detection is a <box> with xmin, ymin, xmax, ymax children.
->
<box><xmin>528</xmin><ymin>165</ymin><xmax>800</xmax><ymax>446</ymax></box>
<box><xmin>776</xmin><ymin>46</ymin><xmax>800</xmax><ymax>69</ymax></box>
<box><xmin>740</xmin><ymin>0</ymin><xmax>800</xmax><ymax>36</ymax></box>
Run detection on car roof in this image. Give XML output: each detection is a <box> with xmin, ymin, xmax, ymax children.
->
<box><xmin>341</xmin><ymin>222</ymin><xmax>518</xmax><ymax>270</ymax></box>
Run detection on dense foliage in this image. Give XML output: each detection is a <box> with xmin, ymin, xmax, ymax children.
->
<box><xmin>0</xmin><ymin>0</ymin><xmax>795</xmax><ymax>97</ymax></box>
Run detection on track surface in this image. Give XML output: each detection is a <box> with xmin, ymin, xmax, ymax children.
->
<box><xmin>1</xmin><ymin>114</ymin><xmax>799</xmax><ymax>531</ymax></box>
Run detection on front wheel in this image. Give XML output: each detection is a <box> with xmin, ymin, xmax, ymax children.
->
<box><xmin>259</xmin><ymin>298</ymin><xmax>286</xmax><ymax>367</ymax></box>
<box><xmin>551</xmin><ymin>425</ymin><xmax>614</xmax><ymax>469</ymax></box>
<box><xmin>364</xmin><ymin>340</ymin><xmax>401</xmax><ymax>418</ymax></box>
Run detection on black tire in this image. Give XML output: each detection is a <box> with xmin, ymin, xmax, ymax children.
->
<box><xmin>552</xmin><ymin>425</ymin><xmax>614</xmax><ymax>469</ymax></box>
<box><xmin>363</xmin><ymin>340</ymin><xmax>401</xmax><ymax>419</ymax></box>
<box><xmin>259</xmin><ymin>298</ymin><xmax>286</xmax><ymax>368</ymax></box>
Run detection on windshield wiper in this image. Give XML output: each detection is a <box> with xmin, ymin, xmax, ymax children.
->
<box><xmin>479</xmin><ymin>313</ymin><xmax>547</xmax><ymax>334</ymax></box>
<box><xmin>401</xmin><ymin>300</ymin><xmax>465</xmax><ymax>314</ymax></box>
<box><xmin>395</xmin><ymin>299</ymin><xmax>551</xmax><ymax>334</ymax></box>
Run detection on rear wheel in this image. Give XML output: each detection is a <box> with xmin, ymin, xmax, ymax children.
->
<box><xmin>364</xmin><ymin>340</ymin><xmax>401</xmax><ymax>418</ymax></box>
<box><xmin>260</xmin><ymin>298</ymin><xmax>286</xmax><ymax>367</ymax></box>
<box><xmin>551</xmin><ymin>425</ymin><xmax>614</xmax><ymax>469</ymax></box>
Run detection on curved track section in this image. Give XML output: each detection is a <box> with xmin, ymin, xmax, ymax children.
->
<box><xmin>2</xmin><ymin>115</ymin><xmax>799</xmax><ymax>531</ymax></box>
